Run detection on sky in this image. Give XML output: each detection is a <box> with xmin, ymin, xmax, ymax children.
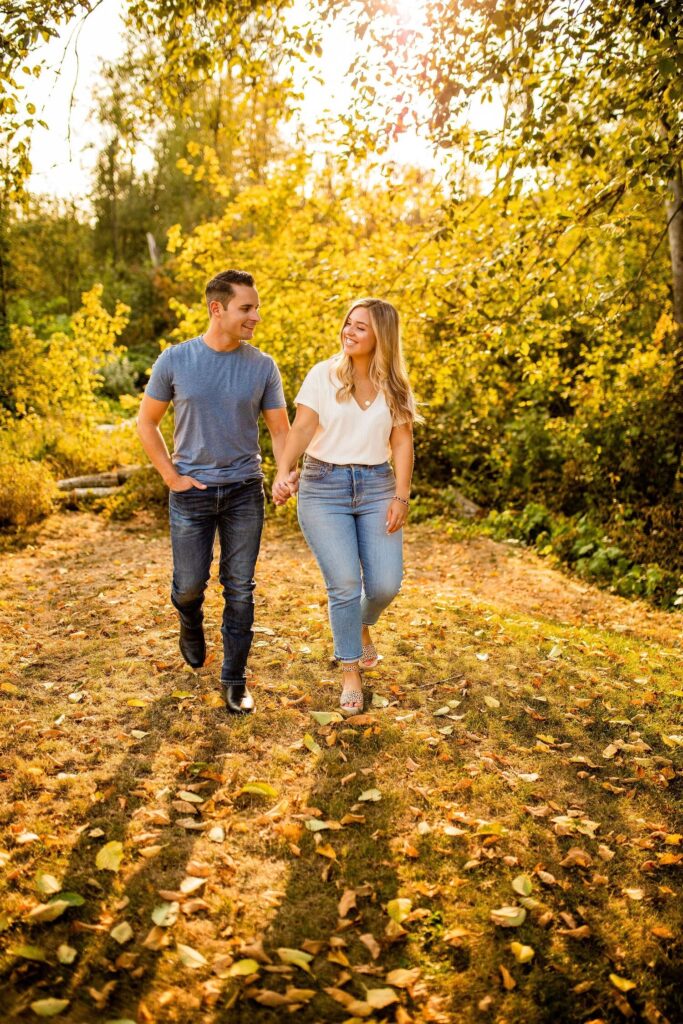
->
<box><xmin>23</xmin><ymin>0</ymin><xmax>442</xmax><ymax>203</ymax></box>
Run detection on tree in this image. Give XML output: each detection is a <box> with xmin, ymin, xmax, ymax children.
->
<box><xmin>322</xmin><ymin>0</ymin><xmax>683</xmax><ymax>489</ymax></box>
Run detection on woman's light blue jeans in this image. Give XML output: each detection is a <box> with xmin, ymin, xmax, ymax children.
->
<box><xmin>297</xmin><ymin>456</ymin><xmax>403</xmax><ymax>662</ymax></box>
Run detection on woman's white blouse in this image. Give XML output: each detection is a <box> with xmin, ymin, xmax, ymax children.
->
<box><xmin>295</xmin><ymin>357</ymin><xmax>394</xmax><ymax>465</ymax></box>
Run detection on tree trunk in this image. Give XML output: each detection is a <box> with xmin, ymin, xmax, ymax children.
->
<box><xmin>665</xmin><ymin>162</ymin><xmax>683</xmax><ymax>493</ymax></box>
<box><xmin>666</xmin><ymin>163</ymin><xmax>683</xmax><ymax>340</ymax></box>
<box><xmin>0</xmin><ymin>201</ymin><xmax>9</xmax><ymax>351</ymax></box>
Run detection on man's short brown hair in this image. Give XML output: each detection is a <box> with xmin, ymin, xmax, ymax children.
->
<box><xmin>205</xmin><ymin>270</ymin><xmax>255</xmax><ymax>313</ymax></box>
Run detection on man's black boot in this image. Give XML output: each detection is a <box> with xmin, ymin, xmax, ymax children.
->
<box><xmin>222</xmin><ymin>682</ymin><xmax>255</xmax><ymax>714</ymax></box>
<box><xmin>179</xmin><ymin>622</ymin><xmax>206</xmax><ymax>668</ymax></box>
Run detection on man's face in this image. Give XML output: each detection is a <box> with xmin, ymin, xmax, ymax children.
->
<box><xmin>212</xmin><ymin>285</ymin><xmax>261</xmax><ymax>342</ymax></box>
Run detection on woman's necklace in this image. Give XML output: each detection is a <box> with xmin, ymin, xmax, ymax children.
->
<box><xmin>353</xmin><ymin>372</ymin><xmax>376</xmax><ymax>407</ymax></box>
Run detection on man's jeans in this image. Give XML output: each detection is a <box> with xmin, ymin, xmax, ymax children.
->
<box><xmin>297</xmin><ymin>457</ymin><xmax>403</xmax><ymax>662</ymax></box>
<box><xmin>169</xmin><ymin>478</ymin><xmax>264</xmax><ymax>684</ymax></box>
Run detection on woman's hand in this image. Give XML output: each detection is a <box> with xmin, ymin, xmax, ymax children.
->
<box><xmin>272</xmin><ymin>473</ymin><xmax>293</xmax><ymax>506</ymax></box>
<box><xmin>386</xmin><ymin>498</ymin><xmax>409</xmax><ymax>534</ymax></box>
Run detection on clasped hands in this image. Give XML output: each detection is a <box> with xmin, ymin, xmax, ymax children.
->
<box><xmin>272</xmin><ymin>469</ymin><xmax>300</xmax><ymax>506</ymax></box>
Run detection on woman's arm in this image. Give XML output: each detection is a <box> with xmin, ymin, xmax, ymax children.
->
<box><xmin>387</xmin><ymin>422</ymin><xmax>414</xmax><ymax>534</ymax></box>
<box><xmin>272</xmin><ymin>404</ymin><xmax>319</xmax><ymax>503</ymax></box>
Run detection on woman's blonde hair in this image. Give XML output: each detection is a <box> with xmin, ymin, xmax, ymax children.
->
<box><xmin>333</xmin><ymin>298</ymin><xmax>422</xmax><ymax>425</ymax></box>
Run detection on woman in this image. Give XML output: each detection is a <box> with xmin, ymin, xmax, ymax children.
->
<box><xmin>272</xmin><ymin>297</ymin><xmax>419</xmax><ymax>714</ymax></box>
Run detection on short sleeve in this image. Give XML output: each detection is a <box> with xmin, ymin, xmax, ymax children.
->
<box><xmin>145</xmin><ymin>347</ymin><xmax>174</xmax><ymax>402</ymax></box>
<box><xmin>295</xmin><ymin>363</ymin><xmax>322</xmax><ymax>413</ymax></box>
<box><xmin>261</xmin><ymin>359</ymin><xmax>286</xmax><ymax>410</ymax></box>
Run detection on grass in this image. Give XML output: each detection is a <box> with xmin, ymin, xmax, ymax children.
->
<box><xmin>0</xmin><ymin>510</ymin><xmax>681</xmax><ymax>1024</ymax></box>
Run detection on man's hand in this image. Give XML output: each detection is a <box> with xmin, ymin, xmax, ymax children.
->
<box><xmin>272</xmin><ymin>474</ymin><xmax>292</xmax><ymax>505</ymax></box>
<box><xmin>168</xmin><ymin>474</ymin><xmax>207</xmax><ymax>493</ymax></box>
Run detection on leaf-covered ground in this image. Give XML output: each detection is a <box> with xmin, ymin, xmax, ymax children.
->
<box><xmin>0</xmin><ymin>511</ymin><xmax>681</xmax><ymax>1024</ymax></box>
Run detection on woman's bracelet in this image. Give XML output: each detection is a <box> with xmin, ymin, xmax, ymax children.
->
<box><xmin>393</xmin><ymin>495</ymin><xmax>410</xmax><ymax>507</ymax></box>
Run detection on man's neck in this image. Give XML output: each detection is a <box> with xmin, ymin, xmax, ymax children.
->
<box><xmin>202</xmin><ymin>325</ymin><xmax>242</xmax><ymax>352</ymax></box>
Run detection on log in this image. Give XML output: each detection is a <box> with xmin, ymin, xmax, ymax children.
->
<box><xmin>59</xmin><ymin>487</ymin><xmax>122</xmax><ymax>504</ymax></box>
<box><xmin>57</xmin><ymin>465</ymin><xmax>143</xmax><ymax>490</ymax></box>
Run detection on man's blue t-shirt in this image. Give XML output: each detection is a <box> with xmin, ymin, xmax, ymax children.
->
<box><xmin>145</xmin><ymin>336</ymin><xmax>286</xmax><ymax>485</ymax></box>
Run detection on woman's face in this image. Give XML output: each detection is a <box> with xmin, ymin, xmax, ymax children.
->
<box><xmin>342</xmin><ymin>307</ymin><xmax>377</xmax><ymax>358</ymax></box>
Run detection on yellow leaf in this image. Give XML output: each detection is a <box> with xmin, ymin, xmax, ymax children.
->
<box><xmin>510</xmin><ymin>941</ymin><xmax>535</xmax><ymax>963</ymax></box>
<box><xmin>609</xmin><ymin>973</ymin><xmax>636</xmax><ymax>992</ymax></box>
<box><xmin>95</xmin><ymin>841</ymin><xmax>123</xmax><ymax>872</ymax></box>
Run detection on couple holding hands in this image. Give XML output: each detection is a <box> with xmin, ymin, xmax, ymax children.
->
<box><xmin>137</xmin><ymin>270</ymin><xmax>419</xmax><ymax>716</ymax></box>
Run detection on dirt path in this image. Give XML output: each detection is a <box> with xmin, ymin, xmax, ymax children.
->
<box><xmin>0</xmin><ymin>512</ymin><xmax>681</xmax><ymax>1024</ymax></box>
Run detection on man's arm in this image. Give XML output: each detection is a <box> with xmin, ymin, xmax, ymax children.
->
<box><xmin>262</xmin><ymin>406</ymin><xmax>291</xmax><ymax>466</ymax></box>
<box><xmin>137</xmin><ymin>394</ymin><xmax>206</xmax><ymax>492</ymax></box>
<box><xmin>262</xmin><ymin>406</ymin><xmax>300</xmax><ymax>502</ymax></box>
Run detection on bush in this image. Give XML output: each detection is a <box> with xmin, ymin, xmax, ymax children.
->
<box><xmin>102</xmin><ymin>467</ymin><xmax>168</xmax><ymax>520</ymax></box>
<box><xmin>0</xmin><ymin>455</ymin><xmax>58</xmax><ymax>527</ymax></box>
<box><xmin>485</xmin><ymin>502</ymin><xmax>683</xmax><ymax>610</ymax></box>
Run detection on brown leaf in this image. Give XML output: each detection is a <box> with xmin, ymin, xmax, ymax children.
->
<box><xmin>324</xmin><ymin>987</ymin><xmax>372</xmax><ymax>1017</ymax></box>
<box><xmin>559</xmin><ymin>925</ymin><xmax>592</xmax><ymax>939</ymax></box>
<box><xmin>359</xmin><ymin>933</ymin><xmax>381</xmax><ymax>959</ymax></box>
<box><xmin>338</xmin><ymin>889</ymin><xmax>357</xmax><ymax>918</ymax></box>
<box><xmin>560</xmin><ymin>847</ymin><xmax>593</xmax><ymax>868</ymax></box>
<box><xmin>386</xmin><ymin>967</ymin><xmax>420</xmax><ymax>988</ymax></box>
<box><xmin>499</xmin><ymin>964</ymin><xmax>516</xmax><ymax>990</ymax></box>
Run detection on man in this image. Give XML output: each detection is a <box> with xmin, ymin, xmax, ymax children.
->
<box><xmin>137</xmin><ymin>269</ymin><xmax>294</xmax><ymax>714</ymax></box>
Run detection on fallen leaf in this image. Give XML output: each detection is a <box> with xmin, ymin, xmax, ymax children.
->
<box><xmin>152</xmin><ymin>902</ymin><xmax>179</xmax><ymax>927</ymax></box>
<box><xmin>324</xmin><ymin>987</ymin><xmax>372</xmax><ymax>1017</ymax></box>
<box><xmin>512</xmin><ymin>874</ymin><xmax>533</xmax><ymax>897</ymax></box>
<box><xmin>510</xmin><ymin>941</ymin><xmax>535</xmax><ymax>964</ymax></box>
<box><xmin>560</xmin><ymin>847</ymin><xmax>593</xmax><ymax>869</ymax></box>
<box><xmin>359</xmin><ymin>933</ymin><xmax>381</xmax><ymax>959</ymax></box>
<box><xmin>10</xmin><ymin>944</ymin><xmax>48</xmax><ymax>962</ymax></box>
<box><xmin>387</xmin><ymin>898</ymin><xmax>412</xmax><ymax>923</ymax></box>
<box><xmin>96</xmin><ymin>841</ymin><xmax>124</xmax><ymax>872</ymax></box>
<box><xmin>499</xmin><ymin>964</ymin><xmax>516</xmax><ymax>990</ymax></box>
<box><xmin>240</xmin><ymin>782</ymin><xmax>278</xmax><ymax>798</ymax></box>
<box><xmin>26</xmin><ymin>900</ymin><xmax>71</xmax><ymax>923</ymax></box>
<box><xmin>56</xmin><ymin>945</ymin><xmax>77</xmax><ymax>965</ymax></box>
<box><xmin>34</xmin><ymin>872</ymin><xmax>61</xmax><ymax>896</ymax></box>
<box><xmin>229</xmin><ymin>958</ymin><xmax>261</xmax><ymax>976</ymax></box>
<box><xmin>179</xmin><ymin>876</ymin><xmax>206</xmax><ymax>895</ymax></box>
<box><xmin>386</xmin><ymin>967</ymin><xmax>420</xmax><ymax>987</ymax></box>
<box><xmin>29</xmin><ymin>999</ymin><xmax>70</xmax><ymax>1017</ymax></box>
<box><xmin>358</xmin><ymin>788</ymin><xmax>382</xmax><ymax>802</ymax></box>
<box><xmin>366</xmin><ymin>988</ymin><xmax>399</xmax><ymax>1008</ymax></box>
<box><xmin>303</xmin><ymin>733</ymin><xmax>322</xmax><ymax>755</ymax></box>
<box><xmin>176</xmin><ymin>942</ymin><xmax>208</xmax><ymax>969</ymax></box>
<box><xmin>277</xmin><ymin>947</ymin><xmax>314</xmax><ymax>974</ymax></box>
<box><xmin>490</xmin><ymin>906</ymin><xmax>527</xmax><ymax>928</ymax></box>
<box><xmin>484</xmin><ymin>695</ymin><xmax>500</xmax><ymax>709</ymax></box>
<box><xmin>610</xmin><ymin>973</ymin><xmax>636</xmax><ymax>993</ymax></box>
<box><xmin>309</xmin><ymin>711</ymin><xmax>343</xmax><ymax>725</ymax></box>
<box><xmin>338</xmin><ymin>890</ymin><xmax>357</xmax><ymax>918</ymax></box>
<box><xmin>110</xmin><ymin>921</ymin><xmax>133</xmax><ymax>945</ymax></box>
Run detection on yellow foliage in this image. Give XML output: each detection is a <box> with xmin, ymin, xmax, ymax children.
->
<box><xmin>0</xmin><ymin>451</ymin><xmax>57</xmax><ymax>527</ymax></box>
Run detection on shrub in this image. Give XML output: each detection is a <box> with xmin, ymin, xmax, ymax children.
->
<box><xmin>102</xmin><ymin>467</ymin><xmax>168</xmax><ymax>520</ymax></box>
<box><xmin>0</xmin><ymin>455</ymin><xmax>57</xmax><ymax>527</ymax></box>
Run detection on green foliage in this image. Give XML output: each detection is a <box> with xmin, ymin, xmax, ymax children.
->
<box><xmin>485</xmin><ymin>503</ymin><xmax>682</xmax><ymax>610</ymax></box>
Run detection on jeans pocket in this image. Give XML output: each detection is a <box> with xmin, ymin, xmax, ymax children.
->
<box><xmin>302</xmin><ymin>458</ymin><xmax>330</xmax><ymax>481</ymax></box>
